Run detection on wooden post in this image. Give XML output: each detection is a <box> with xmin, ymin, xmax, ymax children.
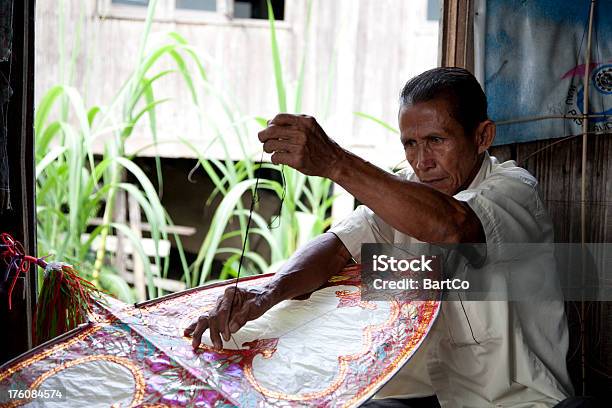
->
<box><xmin>114</xmin><ymin>188</ymin><xmax>128</xmax><ymax>277</ymax></box>
<box><xmin>440</xmin><ymin>0</ymin><xmax>474</xmax><ymax>71</ymax></box>
<box><xmin>580</xmin><ymin>0</ymin><xmax>597</xmax><ymax>396</ymax></box>
<box><xmin>0</xmin><ymin>0</ymin><xmax>36</xmax><ymax>364</ymax></box>
<box><xmin>128</xmin><ymin>193</ymin><xmax>147</xmax><ymax>302</ymax></box>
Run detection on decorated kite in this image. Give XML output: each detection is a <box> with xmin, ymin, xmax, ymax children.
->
<box><xmin>0</xmin><ymin>260</ymin><xmax>439</xmax><ymax>407</ymax></box>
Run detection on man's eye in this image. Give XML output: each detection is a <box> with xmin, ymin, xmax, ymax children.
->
<box><xmin>430</xmin><ymin>136</ymin><xmax>444</xmax><ymax>144</ymax></box>
<box><xmin>405</xmin><ymin>140</ymin><xmax>417</xmax><ymax>148</ymax></box>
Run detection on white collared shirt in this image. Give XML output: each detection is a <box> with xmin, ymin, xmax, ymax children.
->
<box><xmin>329</xmin><ymin>153</ymin><xmax>573</xmax><ymax>407</ymax></box>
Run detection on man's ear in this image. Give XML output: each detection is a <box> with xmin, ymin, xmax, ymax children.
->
<box><xmin>474</xmin><ymin>120</ymin><xmax>495</xmax><ymax>154</ymax></box>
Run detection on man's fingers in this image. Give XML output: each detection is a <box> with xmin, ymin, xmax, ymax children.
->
<box><xmin>258</xmin><ymin>127</ymin><xmax>303</xmax><ymax>143</ymax></box>
<box><xmin>190</xmin><ymin>315</ymin><xmax>209</xmax><ymax>350</ymax></box>
<box><xmin>208</xmin><ymin>318</ymin><xmax>223</xmax><ymax>350</ymax></box>
<box><xmin>263</xmin><ymin>139</ymin><xmax>300</xmax><ymax>154</ymax></box>
<box><xmin>228</xmin><ymin>309</ymin><xmax>249</xmax><ymax>334</ymax></box>
<box><xmin>220</xmin><ymin>300</ymin><xmax>232</xmax><ymax>342</ymax></box>
<box><xmin>271</xmin><ymin>152</ymin><xmax>298</xmax><ymax>167</ymax></box>
<box><xmin>183</xmin><ymin>321</ymin><xmax>197</xmax><ymax>336</ymax></box>
<box><xmin>220</xmin><ymin>287</ymin><xmax>239</xmax><ymax>342</ymax></box>
<box><xmin>269</xmin><ymin>113</ymin><xmax>299</xmax><ymax>127</ymax></box>
<box><xmin>187</xmin><ymin>289</ymin><xmax>270</xmax><ymax>351</ymax></box>
<box><xmin>229</xmin><ymin>321</ymin><xmax>241</xmax><ymax>334</ymax></box>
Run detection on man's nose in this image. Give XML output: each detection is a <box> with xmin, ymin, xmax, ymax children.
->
<box><xmin>414</xmin><ymin>145</ymin><xmax>436</xmax><ymax>171</ymax></box>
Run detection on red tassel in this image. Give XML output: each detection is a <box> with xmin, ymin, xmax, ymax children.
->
<box><xmin>33</xmin><ymin>263</ymin><xmax>99</xmax><ymax>345</ymax></box>
<box><xmin>1</xmin><ymin>233</ymin><xmax>100</xmax><ymax>346</ymax></box>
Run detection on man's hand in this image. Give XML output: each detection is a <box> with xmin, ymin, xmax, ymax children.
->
<box><xmin>184</xmin><ymin>286</ymin><xmax>274</xmax><ymax>350</ymax></box>
<box><xmin>183</xmin><ymin>234</ymin><xmax>351</xmax><ymax>350</ymax></box>
<box><xmin>258</xmin><ymin>113</ymin><xmax>345</xmax><ymax>179</ymax></box>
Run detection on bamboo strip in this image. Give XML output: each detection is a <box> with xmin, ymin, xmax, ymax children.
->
<box><xmin>580</xmin><ymin>0</ymin><xmax>596</xmax><ymax>396</ymax></box>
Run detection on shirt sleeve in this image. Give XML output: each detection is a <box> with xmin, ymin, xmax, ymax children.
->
<box><xmin>328</xmin><ymin>205</ymin><xmax>395</xmax><ymax>263</ymax></box>
<box><xmin>453</xmin><ymin>168</ymin><xmax>553</xmax><ymax>250</ymax></box>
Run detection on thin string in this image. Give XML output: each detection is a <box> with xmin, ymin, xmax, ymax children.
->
<box><xmin>268</xmin><ymin>165</ymin><xmax>286</xmax><ymax>229</ymax></box>
<box><xmin>101</xmin><ymin>155</ymin><xmax>289</xmax><ymax>344</ymax></box>
<box><xmin>226</xmin><ymin>152</ymin><xmax>263</xmax><ymax>331</ymax></box>
<box><xmin>226</xmin><ymin>153</ymin><xmax>286</xmax><ymax>345</ymax></box>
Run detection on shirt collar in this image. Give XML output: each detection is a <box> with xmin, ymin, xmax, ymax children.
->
<box><xmin>466</xmin><ymin>151</ymin><xmax>493</xmax><ymax>190</ymax></box>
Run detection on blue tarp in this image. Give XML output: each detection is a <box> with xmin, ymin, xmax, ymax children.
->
<box><xmin>484</xmin><ymin>0</ymin><xmax>612</xmax><ymax>145</ymax></box>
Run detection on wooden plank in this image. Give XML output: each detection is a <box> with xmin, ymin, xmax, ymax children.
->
<box><xmin>113</xmin><ymin>188</ymin><xmax>128</xmax><ymax>277</ymax></box>
<box><xmin>128</xmin><ymin>193</ymin><xmax>147</xmax><ymax>302</ymax></box>
<box><xmin>490</xmin><ymin>131</ymin><xmax>612</xmax><ymax>396</ymax></box>
<box><xmin>440</xmin><ymin>0</ymin><xmax>473</xmax><ymax>70</ymax></box>
<box><xmin>120</xmin><ymin>268</ymin><xmax>187</xmax><ymax>292</ymax></box>
<box><xmin>81</xmin><ymin>234</ymin><xmax>172</xmax><ymax>258</ymax></box>
<box><xmin>35</xmin><ymin>0</ymin><xmax>439</xmax><ymax>167</ymax></box>
<box><xmin>88</xmin><ymin>217</ymin><xmax>196</xmax><ymax>236</ymax></box>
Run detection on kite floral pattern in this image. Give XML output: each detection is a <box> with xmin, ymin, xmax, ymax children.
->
<box><xmin>0</xmin><ymin>265</ymin><xmax>439</xmax><ymax>407</ymax></box>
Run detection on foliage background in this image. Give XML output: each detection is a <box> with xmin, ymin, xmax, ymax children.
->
<box><xmin>33</xmin><ymin>0</ymin><xmax>439</xmax><ymax>301</ymax></box>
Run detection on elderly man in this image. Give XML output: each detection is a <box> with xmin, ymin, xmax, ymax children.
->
<box><xmin>185</xmin><ymin>67</ymin><xmax>573</xmax><ymax>407</ymax></box>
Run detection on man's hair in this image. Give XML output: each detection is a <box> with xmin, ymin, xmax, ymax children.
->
<box><xmin>399</xmin><ymin>67</ymin><xmax>488</xmax><ymax>135</ymax></box>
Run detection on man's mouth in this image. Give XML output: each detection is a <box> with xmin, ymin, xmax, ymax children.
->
<box><xmin>420</xmin><ymin>177</ymin><xmax>446</xmax><ymax>185</ymax></box>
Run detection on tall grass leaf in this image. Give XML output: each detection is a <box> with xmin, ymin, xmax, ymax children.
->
<box><xmin>99</xmin><ymin>271</ymin><xmax>136</xmax><ymax>303</ymax></box>
<box><xmin>266</xmin><ymin>0</ymin><xmax>286</xmax><ymax>112</ymax></box>
<box><xmin>254</xmin><ymin>116</ymin><xmax>269</xmax><ymax>127</ymax></box>
<box><xmin>142</xmin><ymin>83</ymin><xmax>165</xmax><ymax>197</ymax></box>
<box><xmin>114</xmin><ymin>157</ymin><xmax>168</xmax><ymax>268</ymax></box>
<box><xmin>216</xmin><ymin>248</ymin><xmax>269</xmax><ymax>275</ymax></box>
<box><xmin>179</xmin><ymin>138</ymin><xmax>229</xmax><ymax>197</ymax></box>
<box><xmin>128</xmin><ymin>0</ymin><xmax>159</xmax><ymax>105</ymax></box>
<box><xmin>117</xmin><ymin>182</ymin><xmax>163</xmax><ymax>244</ymax></box>
<box><xmin>110</xmin><ymin>222</ymin><xmax>156</xmax><ymax>299</ymax></box>
<box><xmin>294</xmin><ymin>0</ymin><xmax>313</xmax><ymax>113</ymax></box>
<box><xmin>167</xmin><ymin>32</ymin><xmax>208</xmax><ymax>81</ymax></box>
<box><xmin>192</xmin><ymin>178</ymin><xmax>282</xmax><ymax>285</ymax></box>
<box><xmin>232</xmin><ymin>209</ymin><xmax>284</xmax><ymax>261</ymax></box>
<box><xmin>37</xmin><ymin>121</ymin><xmax>62</xmax><ymax>156</ymax></box>
<box><xmin>79</xmin><ymin>224</ymin><xmax>105</xmax><ymax>258</ymax></box>
<box><xmin>87</xmin><ymin>106</ymin><xmax>101</xmax><ymax>126</ymax></box>
<box><xmin>354</xmin><ymin>111</ymin><xmax>399</xmax><ymax>134</ymax></box>
<box><xmin>165</xmin><ymin>212</ymin><xmax>191</xmax><ymax>286</ymax></box>
<box><xmin>34</xmin><ymin>86</ymin><xmax>65</xmax><ymax>133</ymax></box>
<box><xmin>36</xmin><ymin>146</ymin><xmax>67</xmax><ymax>179</ymax></box>
<box><xmin>168</xmin><ymin>49</ymin><xmax>198</xmax><ymax>104</ymax></box>
<box><xmin>128</xmin><ymin>70</ymin><xmax>175</xmax><ymax>114</ymax></box>
<box><xmin>133</xmin><ymin>98</ymin><xmax>173</xmax><ymax>127</ymax></box>
<box><xmin>219</xmin><ymin>253</ymin><xmax>241</xmax><ymax>280</ymax></box>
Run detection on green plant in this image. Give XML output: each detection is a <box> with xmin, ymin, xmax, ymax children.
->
<box><xmin>35</xmin><ymin>0</ymin><xmax>207</xmax><ymax>301</ymax></box>
<box><xmin>190</xmin><ymin>0</ymin><xmax>338</xmax><ymax>285</ymax></box>
<box><xmin>353</xmin><ymin>111</ymin><xmax>399</xmax><ymax>135</ymax></box>
<box><xmin>38</xmin><ymin>0</ymin><xmax>339</xmax><ymax>295</ymax></box>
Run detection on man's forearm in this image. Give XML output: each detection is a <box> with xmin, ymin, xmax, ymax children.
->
<box><xmin>259</xmin><ymin>113</ymin><xmax>485</xmax><ymax>244</ymax></box>
<box><xmin>330</xmin><ymin>151</ymin><xmax>484</xmax><ymax>243</ymax></box>
<box><xmin>264</xmin><ymin>232</ymin><xmax>352</xmax><ymax>304</ymax></box>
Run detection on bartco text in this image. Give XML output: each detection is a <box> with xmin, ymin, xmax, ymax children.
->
<box><xmin>370</xmin><ymin>254</ymin><xmax>470</xmax><ymax>290</ymax></box>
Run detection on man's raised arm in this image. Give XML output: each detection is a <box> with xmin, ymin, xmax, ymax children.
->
<box><xmin>259</xmin><ymin>113</ymin><xmax>488</xmax><ymax>244</ymax></box>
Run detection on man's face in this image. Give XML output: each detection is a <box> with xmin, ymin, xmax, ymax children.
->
<box><xmin>399</xmin><ymin>98</ymin><xmax>482</xmax><ymax>196</ymax></box>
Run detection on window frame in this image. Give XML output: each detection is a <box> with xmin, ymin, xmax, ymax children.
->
<box><xmin>97</xmin><ymin>0</ymin><xmax>290</xmax><ymax>28</ymax></box>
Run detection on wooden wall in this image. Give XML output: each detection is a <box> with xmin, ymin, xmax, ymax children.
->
<box><xmin>490</xmin><ymin>134</ymin><xmax>612</xmax><ymax>397</ymax></box>
<box><xmin>440</xmin><ymin>0</ymin><xmax>611</xmax><ymax>397</ymax></box>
